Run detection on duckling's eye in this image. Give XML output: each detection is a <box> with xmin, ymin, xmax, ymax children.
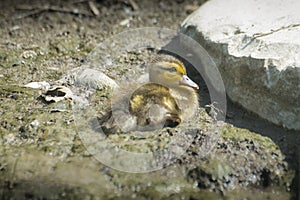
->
<box><xmin>165</xmin><ymin>67</ymin><xmax>177</xmax><ymax>73</ymax></box>
<box><xmin>158</xmin><ymin>66</ymin><xmax>179</xmax><ymax>73</ymax></box>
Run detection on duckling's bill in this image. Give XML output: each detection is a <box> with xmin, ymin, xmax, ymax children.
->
<box><xmin>179</xmin><ymin>75</ymin><xmax>199</xmax><ymax>90</ymax></box>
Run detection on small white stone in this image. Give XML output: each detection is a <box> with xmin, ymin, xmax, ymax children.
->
<box><xmin>9</xmin><ymin>25</ymin><xmax>20</xmax><ymax>32</ymax></box>
<box><xmin>24</xmin><ymin>81</ymin><xmax>51</xmax><ymax>90</ymax></box>
<box><xmin>119</xmin><ymin>18</ymin><xmax>131</xmax><ymax>27</ymax></box>
<box><xmin>21</xmin><ymin>50</ymin><xmax>37</xmax><ymax>59</ymax></box>
<box><xmin>30</xmin><ymin>119</ymin><xmax>39</xmax><ymax>130</ymax></box>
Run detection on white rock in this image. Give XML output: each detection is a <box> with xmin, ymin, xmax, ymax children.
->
<box><xmin>42</xmin><ymin>86</ymin><xmax>73</xmax><ymax>103</ymax></box>
<box><xmin>24</xmin><ymin>81</ymin><xmax>50</xmax><ymax>90</ymax></box>
<box><xmin>181</xmin><ymin>0</ymin><xmax>300</xmax><ymax>130</ymax></box>
<box><xmin>57</xmin><ymin>67</ymin><xmax>118</xmax><ymax>92</ymax></box>
<box><xmin>75</xmin><ymin>68</ymin><xmax>119</xmax><ymax>91</ymax></box>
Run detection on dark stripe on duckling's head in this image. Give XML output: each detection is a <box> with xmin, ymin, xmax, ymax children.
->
<box><xmin>156</xmin><ymin>61</ymin><xmax>186</xmax><ymax>75</ymax></box>
<box><xmin>150</xmin><ymin>55</ymin><xmax>187</xmax><ymax>75</ymax></box>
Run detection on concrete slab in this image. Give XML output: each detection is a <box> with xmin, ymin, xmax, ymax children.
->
<box><xmin>181</xmin><ymin>0</ymin><xmax>300</xmax><ymax>130</ymax></box>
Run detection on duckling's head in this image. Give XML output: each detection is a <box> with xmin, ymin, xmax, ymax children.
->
<box><xmin>149</xmin><ymin>55</ymin><xmax>199</xmax><ymax>90</ymax></box>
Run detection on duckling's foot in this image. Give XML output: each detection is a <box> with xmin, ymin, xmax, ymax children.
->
<box><xmin>146</xmin><ymin>114</ymin><xmax>181</xmax><ymax>128</ymax></box>
<box><xmin>163</xmin><ymin>114</ymin><xmax>181</xmax><ymax>128</ymax></box>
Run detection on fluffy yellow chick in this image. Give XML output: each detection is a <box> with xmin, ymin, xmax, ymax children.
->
<box><xmin>100</xmin><ymin>54</ymin><xmax>199</xmax><ymax>134</ymax></box>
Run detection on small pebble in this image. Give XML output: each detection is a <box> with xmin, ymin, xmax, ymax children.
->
<box><xmin>30</xmin><ymin>119</ymin><xmax>40</xmax><ymax>130</ymax></box>
<box><xmin>120</xmin><ymin>18</ymin><xmax>131</xmax><ymax>27</ymax></box>
<box><xmin>21</xmin><ymin>50</ymin><xmax>37</xmax><ymax>59</ymax></box>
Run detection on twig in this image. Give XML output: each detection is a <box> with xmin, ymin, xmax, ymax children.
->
<box><xmin>9</xmin><ymin>156</ymin><xmax>19</xmax><ymax>189</ymax></box>
<box><xmin>128</xmin><ymin>0</ymin><xmax>139</xmax><ymax>11</ymax></box>
<box><xmin>15</xmin><ymin>4</ymin><xmax>93</xmax><ymax>19</ymax></box>
<box><xmin>71</xmin><ymin>0</ymin><xmax>91</xmax><ymax>4</ymax></box>
<box><xmin>205</xmin><ymin>102</ymin><xmax>224</xmax><ymax>121</ymax></box>
<box><xmin>14</xmin><ymin>9</ymin><xmax>45</xmax><ymax>20</ymax></box>
<box><xmin>88</xmin><ymin>1</ymin><xmax>100</xmax><ymax>16</ymax></box>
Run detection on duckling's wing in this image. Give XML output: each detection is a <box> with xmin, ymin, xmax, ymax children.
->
<box><xmin>129</xmin><ymin>83</ymin><xmax>181</xmax><ymax>129</ymax></box>
<box><xmin>129</xmin><ymin>83</ymin><xmax>176</xmax><ymax>114</ymax></box>
<box><xmin>99</xmin><ymin>109</ymin><xmax>138</xmax><ymax>134</ymax></box>
<box><xmin>98</xmin><ymin>92</ymin><xmax>138</xmax><ymax>134</ymax></box>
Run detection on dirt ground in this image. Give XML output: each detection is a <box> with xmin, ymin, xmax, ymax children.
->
<box><xmin>0</xmin><ymin>0</ymin><xmax>299</xmax><ymax>199</ymax></box>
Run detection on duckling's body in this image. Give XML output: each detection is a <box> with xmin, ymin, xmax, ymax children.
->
<box><xmin>100</xmin><ymin>54</ymin><xmax>199</xmax><ymax>134</ymax></box>
<box><xmin>130</xmin><ymin>83</ymin><xmax>181</xmax><ymax>128</ymax></box>
<box><xmin>167</xmin><ymin>82</ymin><xmax>199</xmax><ymax>121</ymax></box>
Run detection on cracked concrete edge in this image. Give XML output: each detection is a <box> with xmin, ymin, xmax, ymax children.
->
<box><xmin>180</xmin><ymin>0</ymin><xmax>300</xmax><ymax>130</ymax></box>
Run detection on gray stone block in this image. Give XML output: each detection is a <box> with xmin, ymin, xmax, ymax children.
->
<box><xmin>181</xmin><ymin>0</ymin><xmax>300</xmax><ymax>130</ymax></box>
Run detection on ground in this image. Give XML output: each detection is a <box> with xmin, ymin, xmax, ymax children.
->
<box><xmin>0</xmin><ymin>0</ymin><xmax>299</xmax><ymax>199</ymax></box>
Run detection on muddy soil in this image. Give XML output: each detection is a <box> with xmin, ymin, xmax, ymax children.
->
<box><xmin>0</xmin><ymin>0</ymin><xmax>299</xmax><ymax>199</ymax></box>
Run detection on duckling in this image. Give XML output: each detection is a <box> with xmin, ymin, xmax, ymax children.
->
<box><xmin>99</xmin><ymin>54</ymin><xmax>199</xmax><ymax>134</ymax></box>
